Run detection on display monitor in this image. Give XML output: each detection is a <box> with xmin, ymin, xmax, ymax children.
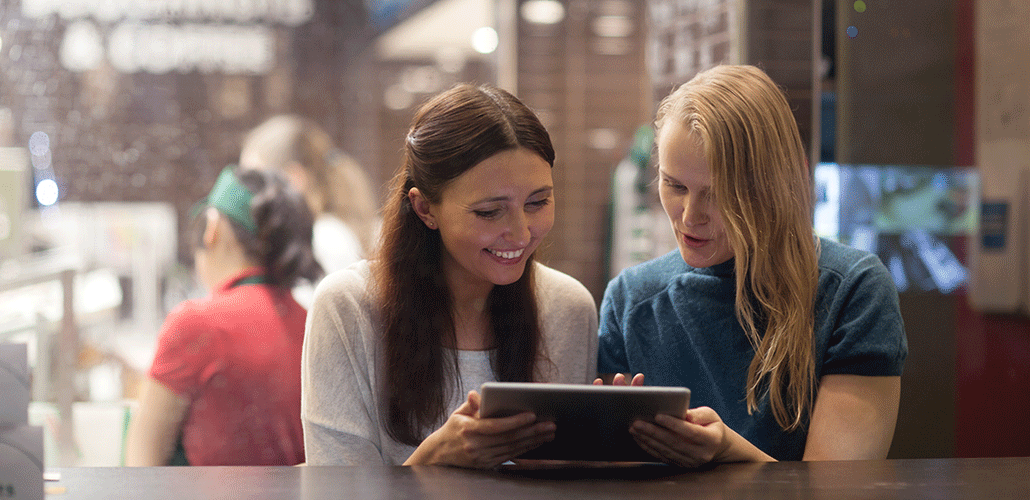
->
<box><xmin>814</xmin><ymin>163</ymin><xmax>979</xmax><ymax>294</ymax></box>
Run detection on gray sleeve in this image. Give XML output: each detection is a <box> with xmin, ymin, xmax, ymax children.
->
<box><xmin>535</xmin><ymin>264</ymin><xmax>600</xmax><ymax>384</ymax></box>
<box><xmin>301</xmin><ymin>265</ymin><xmax>386</xmax><ymax>465</ymax></box>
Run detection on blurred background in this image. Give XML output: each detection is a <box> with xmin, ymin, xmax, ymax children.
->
<box><xmin>1</xmin><ymin>0</ymin><xmax>1027</xmax><ymax>466</ymax></box>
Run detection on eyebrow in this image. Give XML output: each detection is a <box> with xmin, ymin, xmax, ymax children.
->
<box><xmin>471</xmin><ymin>186</ymin><xmax>553</xmax><ymax>205</ymax></box>
<box><xmin>656</xmin><ymin>167</ymin><xmax>679</xmax><ymax>183</ymax></box>
<box><xmin>656</xmin><ymin>168</ymin><xmax>711</xmax><ymax>194</ymax></box>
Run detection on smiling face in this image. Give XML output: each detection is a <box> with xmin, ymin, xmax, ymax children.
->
<box><xmin>656</xmin><ymin>119</ymin><xmax>734</xmax><ymax>268</ymax></box>
<box><xmin>414</xmin><ymin>147</ymin><xmax>554</xmax><ymax>293</ymax></box>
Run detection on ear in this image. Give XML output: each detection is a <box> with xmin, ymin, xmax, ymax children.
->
<box><xmin>202</xmin><ymin>207</ymin><xmax>221</xmax><ymax>249</ymax></box>
<box><xmin>407</xmin><ymin>187</ymin><xmax>437</xmax><ymax>230</ymax></box>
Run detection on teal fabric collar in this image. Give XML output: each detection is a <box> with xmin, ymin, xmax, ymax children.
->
<box><xmin>230</xmin><ymin>274</ymin><xmax>267</xmax><ymax>288</ymax></box>
<box><xmin>201</xmin><ymin>166</ymin><xmax>256</xmax><ymax>234</ymax></box>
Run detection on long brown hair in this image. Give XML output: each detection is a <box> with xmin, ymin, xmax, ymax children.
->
<box><xmin>655</xmin><ymin>65</ymin><xmax>819</xmax><ymax>431</ymax></box>
<box><xmin>373</xmin><ymin>84</ymin><xmax>557</xmax><ymax>446</ymax></box>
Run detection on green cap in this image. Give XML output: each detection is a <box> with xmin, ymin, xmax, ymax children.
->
<box><xmin>196</xmin><ymin>166</ymin><xmax>256</xmax><ymax>234</ymax></box>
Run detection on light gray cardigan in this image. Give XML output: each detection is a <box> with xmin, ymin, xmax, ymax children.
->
<box><xmin>301</xmin><ymin>260</ymin><xmax>598</xmax><ymax>465</ymax></box>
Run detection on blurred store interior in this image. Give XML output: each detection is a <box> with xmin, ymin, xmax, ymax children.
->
<box><xmin>1</xmin><ymin>0</ymin><xmax>1028</xmax><ymax>466</ymax></box>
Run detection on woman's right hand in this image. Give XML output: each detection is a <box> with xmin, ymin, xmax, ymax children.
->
<box><xmin>593</xmin><ymin>373</ymin><xmax>645</xmax><ymax>386</ymax></box>
<box><xmin>404</xmin><ymin>390</ymin><xmax>556</xmax><ymax>468</ymax></box>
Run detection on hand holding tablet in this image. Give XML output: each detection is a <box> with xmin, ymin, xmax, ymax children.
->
<box><xmin>479</xmin><ymin>382</ymin><xmax>691</xmax><ymax>462</ymax></box>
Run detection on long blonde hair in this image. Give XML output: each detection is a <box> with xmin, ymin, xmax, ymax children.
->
<box><xmin>655</xmin><ymin>65</ymin><xmax>819</xmax><ymax>431</ymax></box>
<box><xmin>240</xmin><ymin>115</ymin><xmax>378</xmax><ymax>255</ymax></box>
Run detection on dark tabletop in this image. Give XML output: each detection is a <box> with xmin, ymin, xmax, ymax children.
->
<box><xmin>48</xmin><ymin>457</ymin><xmax>1030</xmax><ymax>499</ymax></box>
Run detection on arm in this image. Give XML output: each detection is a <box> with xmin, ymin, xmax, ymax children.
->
<box><xmin>125</xmin><ymin>378</ymin><xmax>190</xmax><ymax>466</ymax></box>
<box><xmin>628</xmin><ymin>406</ymin><xmax>775</xmax><ymax>467</ymax></box>
<box><xmin>628</xmin><ymin>347</ymin><xmax>902</xmax><ymax>466</ymax></box>
<box><xmin>597</xmin><ymin>275</ymin><xmax>631</xmax><ymax>379</ymax></box>
<box><xmin>802</xmin><ymin>374</ymin><xmax>901</xmax><ymax>460</ymax></box>
<box><xmin>301</xmin><ymin>269</ymin><xmax>386</xmax><ymax>464</ymax></box>
<box><xmin>803</xmin><ymin>249</ymin><xmax>905</xmax><ymax>460</ymax></box>
<box><xmin>594</xmin><ymin>372</ymin><xmax>771</xmax><ymax>467</ymax></box>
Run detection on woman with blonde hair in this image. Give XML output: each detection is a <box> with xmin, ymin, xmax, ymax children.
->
<box><xmin>240</xmin><ymin>115</ymin><xmax>378</xmax><ymax>271</ymax></box>
<box><xmin>598</xmin><ymin>65</ymin><xmax>907</xmax><ymax>465</ymax></box>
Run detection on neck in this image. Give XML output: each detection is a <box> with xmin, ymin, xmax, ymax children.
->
<box><xmin>442</xmin><ymin>259</ymin><xmax>494</xmax><ymax>351</ymax></box>
<box><xmin>204</xmin><ymin>249</ymin><xmax>262</xmax><ymax>290</ymax></box>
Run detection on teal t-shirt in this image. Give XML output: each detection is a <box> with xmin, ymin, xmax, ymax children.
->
<box><xmin>597</xmin><ymin>238</ymin><xmax>907</xmax><ymax>461</ymax></box>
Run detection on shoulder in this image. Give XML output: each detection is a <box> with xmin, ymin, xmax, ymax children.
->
<box><xmin>306</xmin><ymin>261</ymin><xmax>378</xmax><ymax>363</ymax></box>
<box><xmin>533</xmin><ymin>262</ymin><xmax>596</xmax><ymax>314</ymax></box>
<box><xmin>313</xmin><ymin>260</ymin><xmax>372</xmax><ymax>301</ymax></box>
<box><xmin>310</xmin><ymin>260</ymin><xmax>376</xmax><ymax>328</ymax></box>
<box><xmin>814</xmin><ymin>240</ymin><xmax>907</xmax><ymax>375</ymax></box>
<box><xmin>152</xmin><ymin>297</ymin><xmax>225</xmax><ymax>369</ymax></box>
<box><xmin>159</xmin><ymin>297</ymin><xmax>214</xmax><ymax>341</ymax></box>
<box><xmin>816</xmin><ymin>238</ymin><xmax>893</xmax><ymax>290</ymax></box>
<box><xmin>534</xmin><ymin>262</ymin><xmax>591</xmax><ymax>299</ymax></box>
<box><xmin>604</xmin><ymin>250</ymin><xmax>688</xmax><ymax>306</ymax></box>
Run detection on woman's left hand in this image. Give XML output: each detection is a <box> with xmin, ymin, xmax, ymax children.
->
<box><xmin>629</xmin><ymin>406</ymin><xmax>772</xmax><ymax>467</ymax></box>
<box><xmin>627</xmin><ymin>406</ymin><xmax>728</xmax><ymax>467</ymax></box>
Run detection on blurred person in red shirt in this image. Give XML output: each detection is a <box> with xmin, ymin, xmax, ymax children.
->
<box><xmin>126</xmin><ymin>166</ymin><xmax>321</xmax><ymax>465</ymax></box>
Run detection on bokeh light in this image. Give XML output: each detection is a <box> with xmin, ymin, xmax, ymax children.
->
<box><xmin>28</xmin><ymin>131</ymin><xmax>50</xmax><ymax>156</ymax></box>
<box><xmin>471</xmin><ymin>27</ymin><xmax>498</xmax><ymax>54</ymax></box>
<box><xmin>521</xmin><ymin>0</ymin><xmax>566</xmax><ymax>25</ymax></box>
<box><xmin>36</xmin><ymin>179</ymin><xmax>59</xmax><ymax>206</ymax></box>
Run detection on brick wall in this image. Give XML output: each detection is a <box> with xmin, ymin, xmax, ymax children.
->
<box><xmin>517</xmin><ymin>0</ymin><xmax>653</xmax><ymax>301</ymax></box>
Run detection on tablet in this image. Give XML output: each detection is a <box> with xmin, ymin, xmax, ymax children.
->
<box><xmin>479</xmin><ymin>382</ymin><xmax>690</xmax><ymax>462</ymax></box>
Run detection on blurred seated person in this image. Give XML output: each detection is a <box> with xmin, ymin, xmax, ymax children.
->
<box><xmin>239</xmin><ymin>114</ymin><xmax>379</xmax><ymax>273</ymax></box>
<box><xmin>126</xmin><ymin>166</ymin><xmax>322</xmax><ymax>466</ymax></box>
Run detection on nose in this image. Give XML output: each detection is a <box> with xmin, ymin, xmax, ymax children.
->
<box><xmin>505</xmin><ymin>209</ymin><xmax>532</xmax><ymax>246</ymax></box>
<box><xmin>681</xmin><ymin>194</ymin><xmax>709</xmax><ymax>227</ymax></box>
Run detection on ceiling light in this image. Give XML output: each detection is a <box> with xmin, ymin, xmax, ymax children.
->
<box><xmin>471</xmin><ymin>26</ymin><xmax>498</xmax><ymax>54</ymax></box>
<box><xmin>521</xmin><ymin>0</ymin><xmax>565</xmax><ymax>25</ymax></box>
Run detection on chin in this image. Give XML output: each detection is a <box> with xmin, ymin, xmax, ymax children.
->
<box><xmin>678</xmin><ymin>248</ymin><xmax>714</xmax><ymax>269</ymax></box>
<box><xmin>490</xmin><ymin>265</ymin><xmax>529</xmax><ymax>286</ymax></box>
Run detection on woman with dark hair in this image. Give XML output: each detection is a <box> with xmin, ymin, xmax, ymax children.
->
<box><xmin>126</xmin><ymin>166</ymin><xmax>322</xmax><ymax>466</ymax></box>
<box><xmin>302</xmin><ymin>84</ymin><xmax>598</xmax><ymax>468</ymax></box>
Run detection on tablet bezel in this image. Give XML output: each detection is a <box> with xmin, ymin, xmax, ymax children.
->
<box><xmin>479</xmin><ymin>382</ymin><xmax>691</xmax><ymax>462</ymax></box>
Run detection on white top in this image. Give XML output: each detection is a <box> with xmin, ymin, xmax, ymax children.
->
<box><xmin>313</xmin><ymin>214</ymin><xmax>363</xmax><ymax>274</ymax></box>
<box><xmin>301</xmin><ymin>260</ymin><xmax>599</xmax><ymax>465</ymax></box>
<box><xmin>293</xmin><ymin>214</ymin><xmax>364</xmax><ymax>309</ymax></box>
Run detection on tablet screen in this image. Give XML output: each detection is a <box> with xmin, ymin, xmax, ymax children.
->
<box><xmin>479</xmin><ymin>382</ymin><xmax>690</xmax><ymax>462</ymax></box>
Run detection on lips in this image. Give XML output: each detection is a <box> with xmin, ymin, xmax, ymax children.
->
<box><xmin>681</xmin><ymin>233</ymin><xmax>710</xmax><ymax>248</ymax></box>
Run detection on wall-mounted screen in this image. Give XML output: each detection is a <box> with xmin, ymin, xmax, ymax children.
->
<box><xmin>814</xmin><ymin>163</ymin><xmax>979</xmax><ymax>294</ymax></box>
